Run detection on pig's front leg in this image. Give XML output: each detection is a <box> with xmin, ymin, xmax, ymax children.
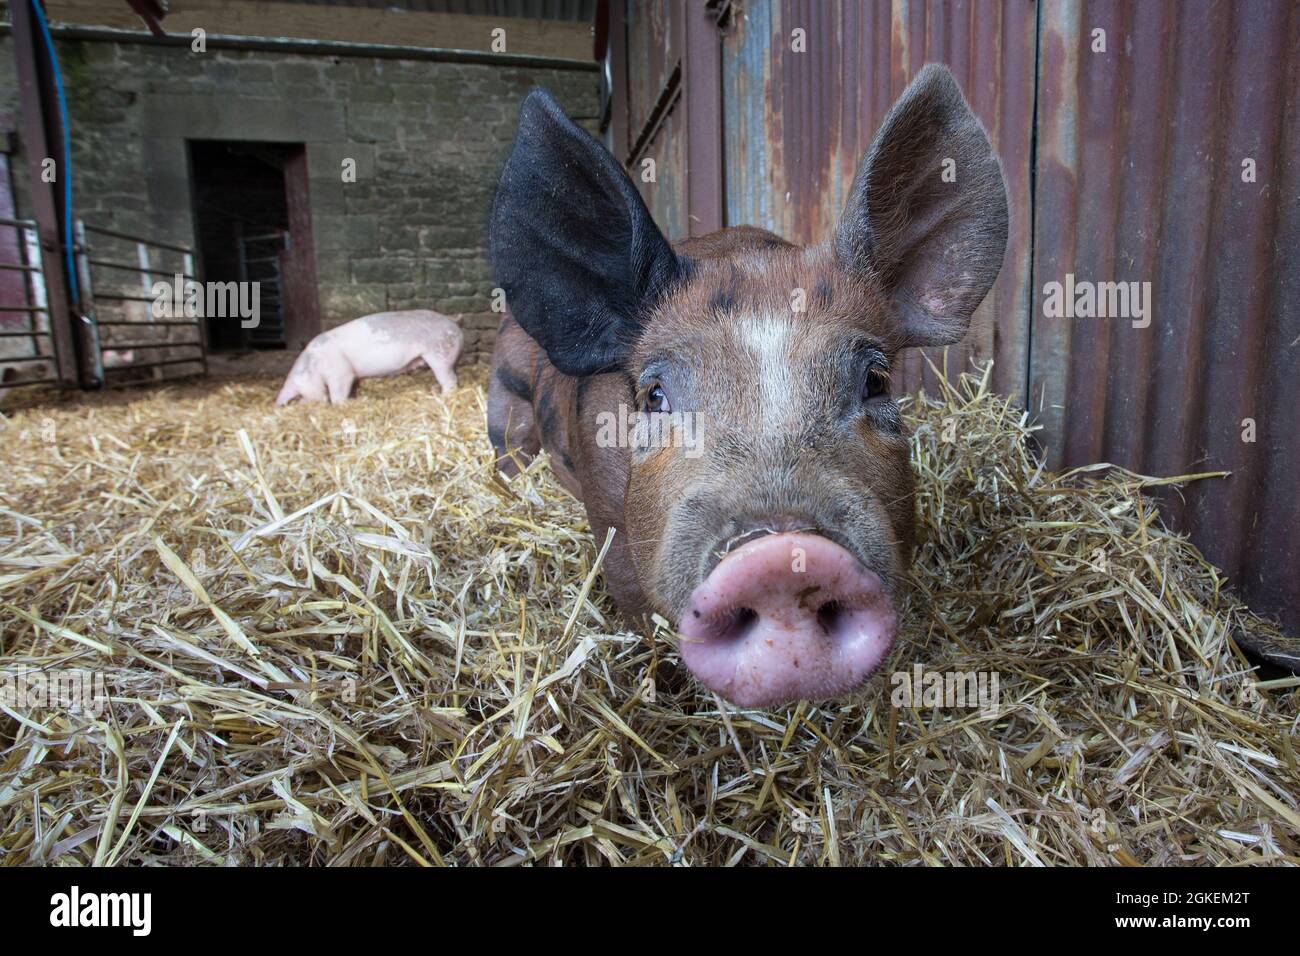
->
<box><xmin>324</xmin><ymin>363</ymin><xmax>357</xmax><ymax>404</ymax></box>
<box><xmin>424</xmin><ymin>351</ymin><xmax>458</xmax><ymax>394</ymax></box>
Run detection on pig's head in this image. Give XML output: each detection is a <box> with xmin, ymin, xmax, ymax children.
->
<box><xmin>490</xmin><ymin>65</ymin><xmax>1008</xmax><ymax>707</ymax></box>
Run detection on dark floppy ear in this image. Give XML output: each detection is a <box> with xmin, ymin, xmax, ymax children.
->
<box><xmin>836</xmin><ymin>63</ymin><xmax>1009</xmax><ymax>347</ymax></box>
<box><xmin>489</xmin><ymin>89</ymin><xmax>687</xmax><ymax>377</ymax></box>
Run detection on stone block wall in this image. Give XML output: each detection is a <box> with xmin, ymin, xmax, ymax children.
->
<box><xmin>0</xmin><ymin>36</ymin><xmax>599</xmax><ymax>362</ymax></box>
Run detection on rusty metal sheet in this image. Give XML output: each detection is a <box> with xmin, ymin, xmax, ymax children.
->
<box><xmin>287</xmin><ymin>0</ymin><xmax>598</xmax><ymax>17</ymax></box>
<box><xmin>625</xmin><ymin>0</ymin><xmax>682</xmax><ymax>143</ymax></box>
<box><xmin>683</xmin><ymin>0</ymin><xmax>724</xmax><ymax>236</ymax></box>
<box><xmin>1031</xmin><ymin>0</ymin><xmax>1300</xmax><ymax>631</ymax></box>
<box><xmin>636</xmin><ymin>95</ymin><xmax>690</xmax><ymax>241</ymax></box>
<box><xmin>720</xmin><ymin>0</ymin><xmax>1038</xmax><ymax>401</ymax></box>
<box><xmin>614</xmin><ymin>1</ymin><xmax>692</xmax><ymax>239</ymax></box>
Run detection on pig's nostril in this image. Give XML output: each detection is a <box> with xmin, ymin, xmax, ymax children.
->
<box><xmin>816</xmin><ymin>600</ymin><xmax>847</xmax><ymax>638</ymax></box>
<box><xmin>704</xmin><ymin>606</ymin><xmax>758</xmax><ymax>643</ymax></box>
<box><xmin>725</xmin><ymin>607</ymin><xmax>759</xmax><ymax>641</ymax></box>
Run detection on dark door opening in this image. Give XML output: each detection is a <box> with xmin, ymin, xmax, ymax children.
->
<box><xmin>188</xmin><ymin>141</ymin><xmax>320</xmax><ymax>351</ymax></box>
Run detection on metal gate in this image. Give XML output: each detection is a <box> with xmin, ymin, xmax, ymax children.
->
<box><xmin>75</xmin><ymin>221</ymin><xmax>208</xmax><ymax>383</ymax></box>
<box><xmin>0</xmin><ymin>214</ymin><xmax>60</xmax><ymax>393</ymax></box>
<box><xmin>238</xmin><ymin>230</ymin><xmax>287</xmax><ymax>347</ymax></box>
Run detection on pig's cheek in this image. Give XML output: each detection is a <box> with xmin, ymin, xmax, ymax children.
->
<box><xmin>873</xmin><ymin>454</ymin><xmax>914</xmax><ymax>542</ymax></box>
<box><xmin>859</xmin><ymin>431</ymin><xmax>914</xmax><ymax>547</ymax></box>
<box><xmin>893</xmin><ymin>452</ymin><xmax>918</xmax><ymax>552</ymax></box>
<box><xmin>889</xmin><ymin>484</ymin><xmax>917</xmax><ymax>567</ymax></box>
<box><xmin>624</xmin><ymin>452</ymin><xmax>681</xmax><ymax>607</ymax></box>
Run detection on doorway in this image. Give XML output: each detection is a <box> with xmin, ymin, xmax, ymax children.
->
<box><xmin>187</xmin><ymin>141</ymin><xmax>320</xmax><ymax>351</ymax></box>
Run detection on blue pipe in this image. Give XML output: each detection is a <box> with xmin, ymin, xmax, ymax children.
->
<box><xmin>29</xmin><ymin>0</ymin><xmax>78</xmax><ymax>302</ymax></box>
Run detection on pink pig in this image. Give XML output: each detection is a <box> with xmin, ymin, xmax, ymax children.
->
<box><xmin>276</xmin><ymin>310</ymin><xmax>462</xmax><ymax>405</ymax></box>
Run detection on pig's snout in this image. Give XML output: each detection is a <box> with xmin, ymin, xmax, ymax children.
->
<box><xmin>677</xmin><ymin>532</ymin><xmax>896</xmax><ymax>708</ymax></box>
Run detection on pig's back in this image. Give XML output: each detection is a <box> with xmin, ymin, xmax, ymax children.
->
<box><xmin>324</xmin><ymin>310</ymin><xmax>459</xmax><ymax>378</ymax></box>
<box><xmin>358</xmin><ymin>310</ymin><xmax>461</xmax><ymax>349</ymax></box>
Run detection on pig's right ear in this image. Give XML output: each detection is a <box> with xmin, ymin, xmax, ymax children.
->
<box><xmin>836</xmin><ymin>64</ymin><xmax>1009</xmax><ymax>348</ymax></box>
<box><xmin>489</xmin><ymin>89</ymin><xmax>687</xmax><ymax>377</ymax></box>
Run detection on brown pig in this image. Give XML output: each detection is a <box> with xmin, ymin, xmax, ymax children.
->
<box><xmin>487</xmin><ymin>66</ymin><xmax>1008</xmax><ymax>708</ymax></box>
<box><xmin>276</xmin><ymin>310</ymin><xmax>461</xmax><ymax>405</ymax></box>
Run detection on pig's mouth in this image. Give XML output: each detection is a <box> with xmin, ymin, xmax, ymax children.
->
<box><xmin>677</xmin><ymin>531</ymin><xmax>897</xmax><ymax>708</ymax></box>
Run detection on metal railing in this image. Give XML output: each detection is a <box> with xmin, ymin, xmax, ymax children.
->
<box><xmin>238</xmin><ymin>230</ymin><xmax>286</xmax><ymax>347</ymax></box>
<box><xmin>0</xmin><ymin>215</ymin><xmax>60</xmax><ymax>390</ymax></box>
<box><xmin>75</xmin><ymin>221</ymin><xmax>209</xmax><ymax>383</ymax></box>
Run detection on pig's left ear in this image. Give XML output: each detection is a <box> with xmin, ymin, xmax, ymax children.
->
<box><xmin>489</xmin><ymin>89</ymin><xmax>688</xmax><ymax>377</ymax></box>
<box><xmin>836</xmin><ymin>64</ymin><xmax>1009</xmax><ymax>347</ymax></box>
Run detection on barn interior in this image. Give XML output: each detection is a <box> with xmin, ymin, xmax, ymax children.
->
<box><xmin>188</xmin><ymin>140</ymin><xmax>299</xmax><ymax>351</ymax></box>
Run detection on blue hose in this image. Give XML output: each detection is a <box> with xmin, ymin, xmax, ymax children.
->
<box><xmin>29</xmin><ymin>0</ymin><xmax>78</xmax><ymax>303</ymax></box>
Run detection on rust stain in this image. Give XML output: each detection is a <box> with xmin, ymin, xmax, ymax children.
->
<box><xmin>1029</xmin><ymin>0</ymin><xmax>1300</xmax><ymax>630</ymax></box>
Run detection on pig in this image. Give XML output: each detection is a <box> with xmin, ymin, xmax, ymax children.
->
<box><xmin>486</xmin><ymin>65</ymin><xmax>1009</xmax><ymax>708</ymax></box>
<box><xmin>102</xmin><ymin>349</ymin><xmax>136</xmax><ymax>368</ymax></box>
<box><xmin>102</xmin><ymin>348</ymin><xmax>171</xmax><ymax>385</ymax></box>
<box><xmin>275</xmin><ymin>310</ymin><xmax>462</xmax><ymax>405</ymax></box>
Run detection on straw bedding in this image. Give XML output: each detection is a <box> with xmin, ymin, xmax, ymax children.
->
<box><xmin>0</xmin><ymin>362</ymin><xmax>1296</xmax><ymax>866</ymax></box>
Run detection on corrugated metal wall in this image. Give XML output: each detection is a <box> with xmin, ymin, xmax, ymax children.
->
<box><xmin>721</xmin><ymin>0</ymin><xmax>1037</xmax><ymax>400</ymax></box>
<box><xmin>609</xmin><ymin>0</ymin><xmax>1298</xmax><ymax>633</ymax></box>
<box><xmin>278</xmin><ymin>0</ymin><xmax>598</xmax><ymax>19</ymax></box>
<box><xmin>1032</xmin><ymin>0</ymin><xmax>1299</xmax><ymax>631</ymax></box>
<box><xmin>611</xmin><ymin>1</ymin><xmax>690</xmax><ymax>237</ymax></box>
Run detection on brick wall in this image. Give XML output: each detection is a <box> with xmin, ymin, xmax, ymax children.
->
<box><xmin>0</xmin><ymin>36</ymin><xmax>599</xmax><ymax>362</ymax></box>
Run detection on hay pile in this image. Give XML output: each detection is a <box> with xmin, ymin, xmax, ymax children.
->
<box><xmin>0</xmin><ymin>363</ymin><xmax>1296</xmax><ymax>866</ymax></box>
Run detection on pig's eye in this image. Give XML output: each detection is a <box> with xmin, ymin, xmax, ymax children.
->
<box><xmin>863</xmin><ymin>366</ymin><xmax>890</xmax><ymax>401</ymax></box>
<box><xmin>646</xmin><ymin>383</ymin><xmax>671</xmax><ymax>413</ymax></box>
